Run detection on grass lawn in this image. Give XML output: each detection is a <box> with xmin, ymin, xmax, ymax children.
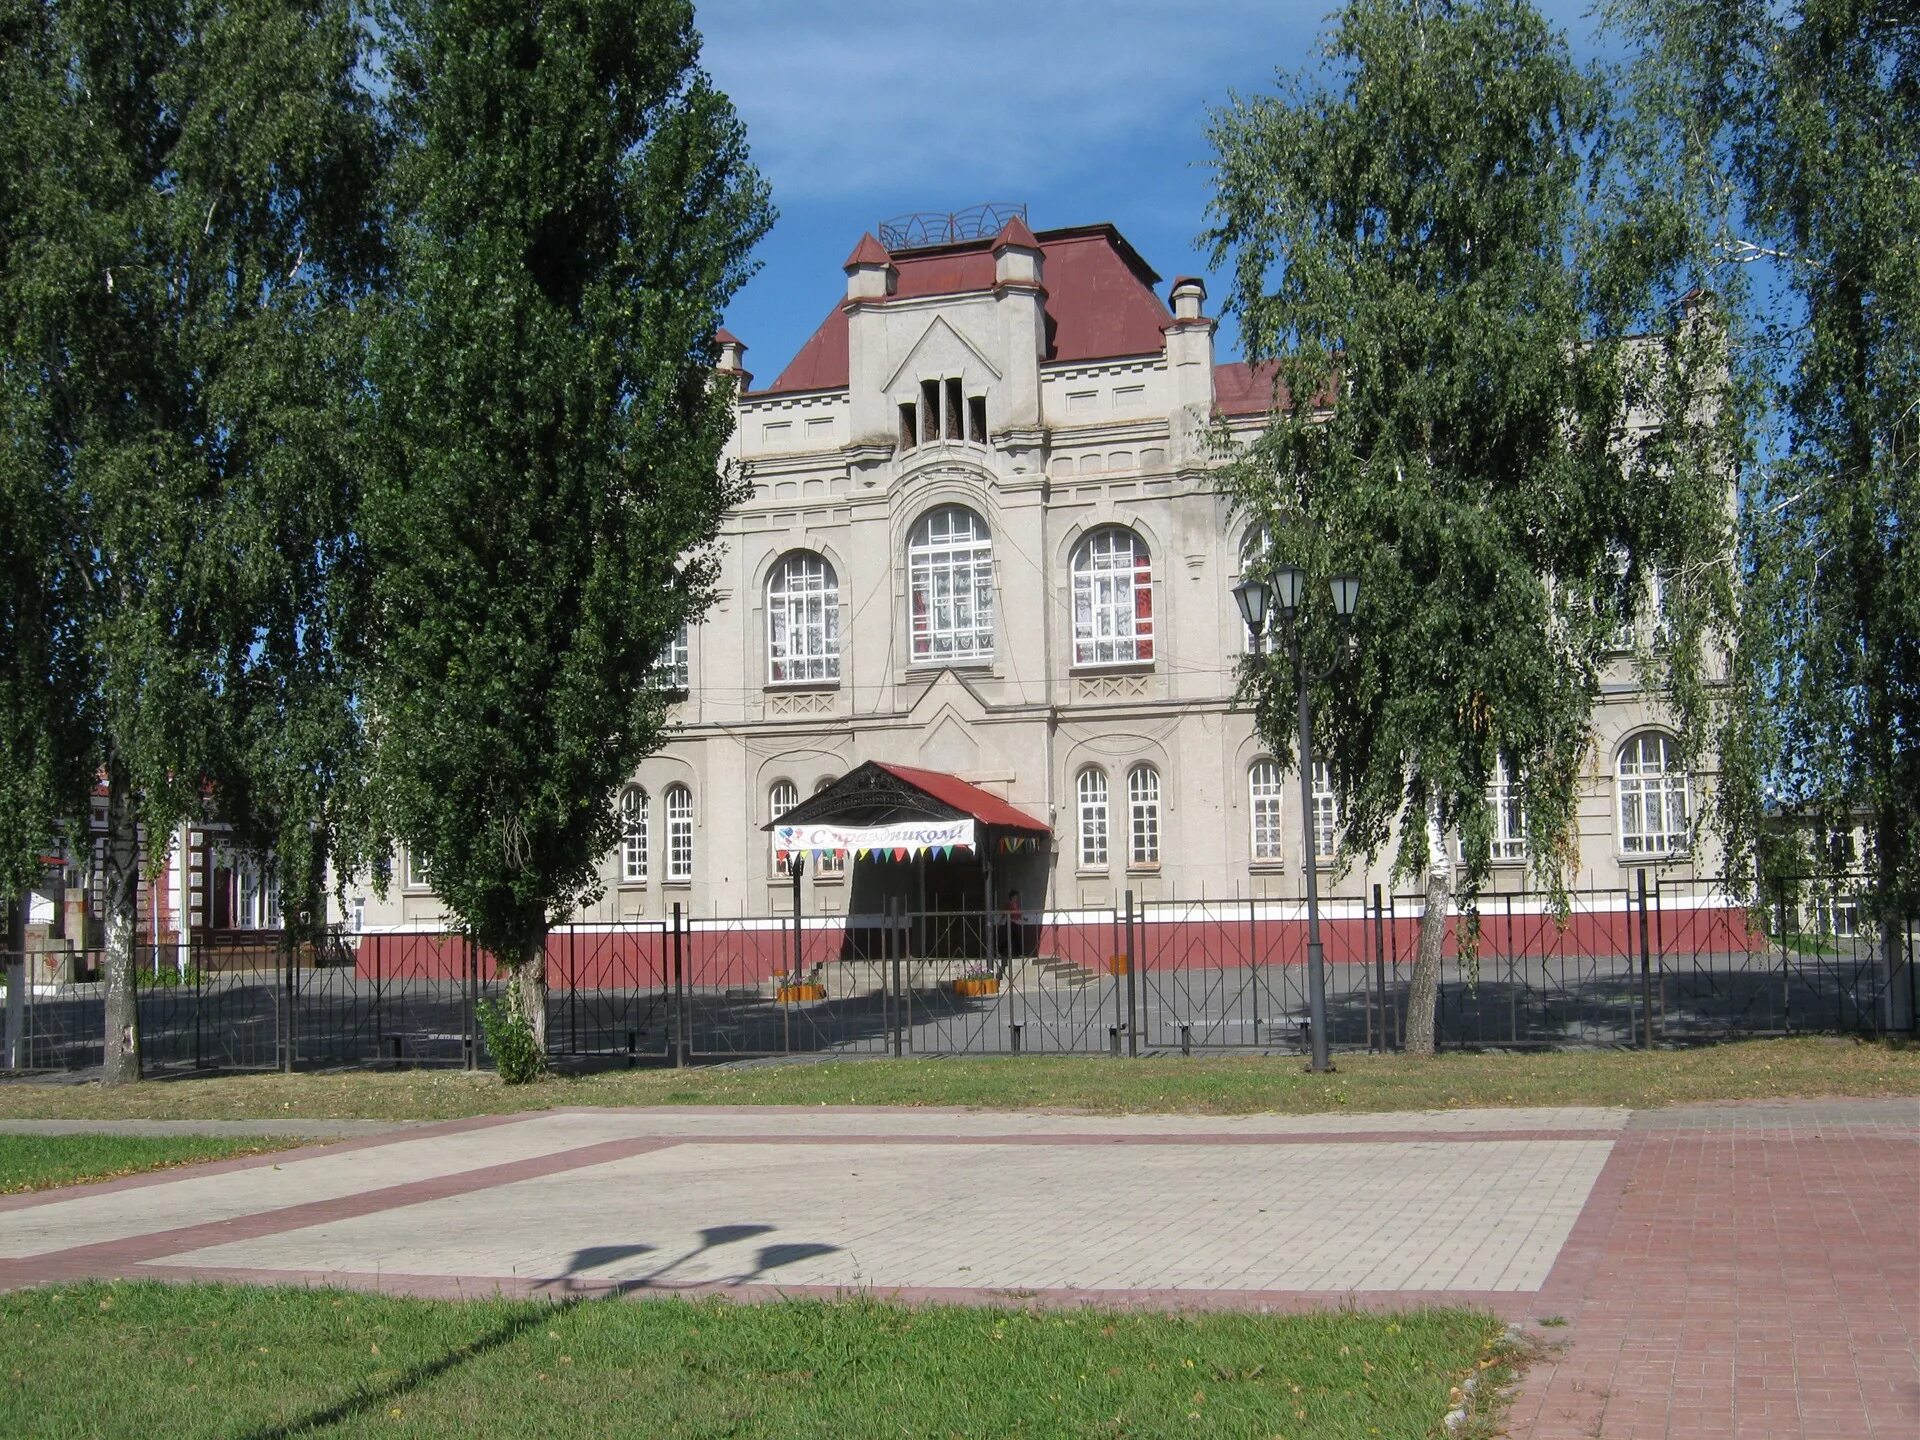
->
<box><xmin>0</xmin><ymin>1134</ymin><xmax>302</xmax><ymax>1195</ymax></box>
<box><xmin>0</xmin><ymin>1036</ymin><xmax>1912</xmax><ymax>1123</ymax></box>
<box><xmin>0</xmin><ymin>1282</ymin><xmax>1517</xmax><ymax>1439</ymax></box>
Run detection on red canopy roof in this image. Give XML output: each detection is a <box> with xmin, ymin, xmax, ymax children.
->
<box><xmin>872</xmin><ymin>762</ymin><xmax>1050</xmax><ymax>835</ymax></box>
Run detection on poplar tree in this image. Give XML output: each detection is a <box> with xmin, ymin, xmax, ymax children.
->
<box><xmin>0</xmin><ymin>0</ymin><xmax>380</xmax><ymax>1080</ymax></box>
<box><xmin>1607</xmin><ymin>0</ymin><xmax>1918</xmax><ymax>984</ymax></box>
<box><xmin>362</xmin><ymin>0</ymin><xmax>771</xmax><ymax>1066</ymax></box>
<box><xmin>1206</xmin><ymin>0</ymin><xmax>1734</xmax><ymax>1053</ymax></box>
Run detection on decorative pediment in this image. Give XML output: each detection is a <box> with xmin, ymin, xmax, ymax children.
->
<box><xmin>883</xmin><ymin>315</ymin><xmax>1003</xmax><ymax>393</ymax></box>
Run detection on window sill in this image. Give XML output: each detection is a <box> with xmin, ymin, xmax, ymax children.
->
<box><xmin>663</xmin><ymin>878</ymin><xmax>694</xmax><ymax>888</ymax></box>
<box><xmin>1127</xmin><ymin>862</ymin><xmax>1161</xmax><ymax>874</ymax></box>
<box><xmin>616</xmin><ymin>880</ymin><xmax>649</xmax><ymax>890</ymax></box>
<box><xmin>763</xmin><ymin>681</ymin><xmax>840</xmax><ymax>694</ymax></box>
<box><xmin>1070</xmin><ymin>660</ymin><xmax>1155</xmax><ymax>675</ymax></box>
<box><xmin>1250</xmin><ymin>861</ymin><xmax>1287</xmax><ymax>874</ymax></box>
<box><xmin>813</xmin><ymin>871</ymin><xmax>847</xmax><ymax>886</ymax></box>
<box><xmin>1075</xmin><ymin>866</ymin><xmax>1110</xmax><ymax>879</ymax></box>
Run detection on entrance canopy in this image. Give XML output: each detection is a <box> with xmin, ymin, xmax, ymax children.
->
<box><xmin>766</xmin><ymin>761</ymin><xmax>1049</xmax><ymax>864</ymax></box>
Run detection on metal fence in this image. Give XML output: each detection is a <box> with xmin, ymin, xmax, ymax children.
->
<box><xmin>3</xmin><ymin>873</ymin><xmax>1913</xmax><ymax>1074</ymax></box>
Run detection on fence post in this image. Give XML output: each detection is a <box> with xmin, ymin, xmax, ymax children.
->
<box><xmin>1124</xmin><ymin>890</ymin><xmax>1138</xmax><ymax>1057</ymax></box>
<box><xmin>1371</xmin><ymin>884</ymin><xmax>1387</xmax><ymax>1054</ymax></box>
<box><xmin>1636</xmin><ymin>869</ymin><xmax>1655</xmax><ymax>1049</ymax></box>
<box><xmin>672</xmin><ymin>902</ymin><xmax>687</xmax><ymax>1069</ymax></box>
<box><xmin>1776</xmin><ymin>894</ymin><xmax>1791</xmax><ymax>1034</ymax></box>
<box><xmin>282</xmin><ymin>931</ymin><xmax>295</xmax><ymax>1073</ymax></box>
<box><xmin>465</xmin><ymin>935</ymin><xmax>479</xmax><ymax>1072</ymax></box>
<box><xmin>4</xmin><ymin>896</ymin><xmax>23</xmax><ymax>1071</ymax></box>
<box><xmin>1248</xmin><ymin>894</ymin><xmax>1260</xmax><ymax>1036</ymax></box>
<box><xmin>889</xmin><ymin>898</ymin><xmax>905</xmax><ymax>1058</ymax></box>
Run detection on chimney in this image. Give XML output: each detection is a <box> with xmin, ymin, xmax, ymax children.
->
<box><xmin>1169</xmin><ymin>276</ymin><xmax>1207</xmax><ymax>322</ymax></box>
<box><xmin>713</xmin><ymin>328</ymin><xmax>751</xmax><ymax>390</ymax></box>
<box><xmin>843</xmin><ymin>232</ymin><xmax>895</xmax><ymax>302</ymax></box>
<box><xmin>992</xmin><ymin>215</ymin><xmax>1043</xmax><ymax>290</ymax></box>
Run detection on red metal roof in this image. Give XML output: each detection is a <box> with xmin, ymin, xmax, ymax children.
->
<box><xmin>755</xmin><ymin>223</ymin><xmax>1174</xmax><ymax>395</ymax></box>
<box><xmin>872</xmin><ymin>762</ymin><xmax>1050</xmax><ymax>834</ymax></box>
<box><xmin>1212</xmin><ymin>359</ymin><xmax>1285</xmax><ymax>417</ymax></box>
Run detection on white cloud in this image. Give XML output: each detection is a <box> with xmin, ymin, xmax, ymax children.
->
<box><xmin>696</xmin><ymin>0</ymin><xmax>1295</xmax><ymax>202</ymax></box>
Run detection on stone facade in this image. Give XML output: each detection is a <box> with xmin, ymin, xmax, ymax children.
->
<box><xmin>347</xmin><ymin>212</ymin><xmax>1716</xmax><ymax>933</ymax></box>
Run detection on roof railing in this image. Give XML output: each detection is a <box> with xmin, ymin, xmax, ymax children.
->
<box><xmin>878</xmin><ymin>202</ymin><xmax>1028</xmax><ymax>251</ymax></box>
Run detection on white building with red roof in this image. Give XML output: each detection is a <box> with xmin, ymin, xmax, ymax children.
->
<box><xmin>354</xmin><ymin>207</ymin><xmax>1710</xmax><ymax>937</ymax></box>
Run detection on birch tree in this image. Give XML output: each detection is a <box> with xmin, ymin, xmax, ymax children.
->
<box><xmin>1207</xmin><ymin>0</ymin><xmax>1732</xmax><ymax>1052</ymax></box>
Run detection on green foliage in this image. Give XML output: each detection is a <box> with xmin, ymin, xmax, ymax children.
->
<box><xmin>1205</xmin><ymin>0</ymin><xmax>1733</xmax><ymax>904</ymax></box>
<box><xmin>359</xmin><ymin>0</ymin><xmax>772</xmax><ymax>984</ymax></box>
<box><xmin>1606</xmin><ymin>0</ymin><xmax>1919</xmax><ymax>912</ymax></box>
<box><xmin>0</xmin><ymin>0</ymin><xmax>381</xmax><ymax>909</ymax></box>
<box><xmin>476</xmin><ymin>980</ymin><xmax>546</xmax><ymax>1085</ymax></box>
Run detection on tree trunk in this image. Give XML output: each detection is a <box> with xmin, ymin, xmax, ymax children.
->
<box><xmin>1405</xmin><ymin>864</ymin><xmax>1450</xmax><ymax>1058</ymax></box>
<box><xmin>99</xmin><ymin>775</ymin><xmax>142</xmax><ymax>1085</ymax></box>
<box><xmin>513</xmin><ymin>934</ymin><xmax>548</xmax><ymax>1059</ymax></box>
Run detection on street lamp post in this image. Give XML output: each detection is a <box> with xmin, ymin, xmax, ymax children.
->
<box><xmin>1233</xmin><ymin>564</ymin><xmax>1361</xmax><ymax>1074</ymax></box>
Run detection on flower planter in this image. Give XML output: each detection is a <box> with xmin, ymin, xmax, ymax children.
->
<box><xmin>948</xmin><ymin>976</ymin><xmax>1000</xmax><ymax>998</ymax></box>
<box><xmin>775</xmin><ymin>982</ymin><xmax>827</xmax><ymax>1003</ymax></box>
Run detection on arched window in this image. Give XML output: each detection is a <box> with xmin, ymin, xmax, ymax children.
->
<box><xmin>1310</xmin><ymin>760</ymin><xmax>1339</xmax><ymax>860</ymax></box>
<box><xmin>619</xmin><ymin>788</ymin><xmax>649</xmax><ymax>883</ymax></box>
<box><xmin>1076</xmin><ymin>768</ymin><xmax>1109</xmax><ymax>869</ymax></box>
<box><xmin>1071</xmin><ymin>527</ymin><xmax>1153</xmax><ymax>666</ymax></box>
<box><xmin>1239</xmin><ymin>526</ymin><xmax>1274</xmax><ymax>654</ymax></box>
<box><xmin>664</xmin><ymin>783</ymin><xmax>694</xmax><ymax>880</ymax></box>
<box><xmin>1617</xmin><ymin>732</ymin><xmax>1689</xmax><ymax>855</ymax></box>
<box><xmin>909</xmin><ymin>505</ymin><xmax>995</xmax><ymax>662</ymax></box>
<box><xmin>767</xmin><ymin>552</ymin><xmax>840</xmax><ymax>684</ymax></box>
<box><xmin>1489</xmin><ymin>756</ymin><xmax>1526</xmax><ymax>863</ymax></box>
<box><xmin>649</xmin><ymin>622</ymin><xmax>690</xmax><ymax>692</ymax></box>
<box><xmin>1249</xmin><ymin>760</ymin><xmax>1285</xmax><ymax>864</ymax></box>
<box><xmin>769</xmin><ymin>780</ymin><xmax>798</xmax><ymax>875</ymax></box>
<box><xmin>1127</xmin><ymin>764</ymin><xmax>1160</xmax><ymax>867</ymax></box>
<box><xmin>814</xmin><ymin>777</ymin><xmax>845</xmax><ymax>875</ymax></box>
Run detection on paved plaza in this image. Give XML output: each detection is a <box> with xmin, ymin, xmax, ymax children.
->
<box><xmin>1</xmin><ymin>1096</ymin><xmax>1914</xmax><ymax>1437</ymax></box>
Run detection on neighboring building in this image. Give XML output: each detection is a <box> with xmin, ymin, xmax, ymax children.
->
<box><xmin>345</xmin><ymin>205</ymin><xmax>1718</xmax><ymax>936</ymax></box>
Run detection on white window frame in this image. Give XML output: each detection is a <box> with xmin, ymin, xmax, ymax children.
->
<box><xmin>909</xmin><ymin>506</ymin><xmax>995</xmax><ymax>663</ymax></box>
<box><xmin>650</xmin><ymin>622</ymin><xmax>690</xmax><ymax>692</ymax></box>
<box><xmin>403</xmin><ymin>847</ymin><xmax>429</xmax><ymax>892</ymax></box>
<box><xmin>769</xmin><ymin>780</ymin><xmax>798</xmax><ymax>876</ymax></box>
<box><xmin>619</xmin><ymin>787</ymin><xmax>649</xmax><ymax>884</ymax></box>
<box><xmin>1071</xmin><ymin>527</ymin><xmax>1153</xmax><ymax>667</ymax></box>
<box><xmin>1249</xmin><ymin>760</ymin><xmax>1285</xmax><ymax>864</ymax></box>
<box><xmin>1127</xmin><ymin>764</ymin><xmax>1160</xmax><ymax>868</ymax></box>
<box><xmin>1076</xmin><ymin>768</ymin><xmax>1109</xmax><ymax>870</ymax></box>
<box><xmin>1310</xmin><ymin>760</ymin><xmax>1339</xmax><ymax>861</ymax></box>
<box><xmin>766</xmin><ymin>552</ymin><xmax>840</xmax><ymax>685</ymax></box>
<box><xmin>665</xmin><ymin>784</ymin><xmax>694</xmax><ymax>881</ymax></box>
<box><xmin>1488</xmin><ymin>756</ymin><xmax>1526</xmax><ymax>864</ymax></box>
<box><xmin>1617</xmin><ymin>732</ymin><xmax>1690</xmax><ymax>856</ymax></box>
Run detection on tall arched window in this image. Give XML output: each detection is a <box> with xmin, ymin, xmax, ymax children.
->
<box><xmin>1489</xmin><ymin>756</ymin><xmax>1526</xmax><ymax>863</ymax></box>
<box><xmin>1249</xmin><ymin>760</ymin><xmax>1285</xmax><ymax>864</ymax></box>
<box><xmin>1071</xmin><ymin>527</ymin><xmax>1153</xmax><ymax>666</ymax></box>
<box><xmin>769</xmin><ymin>780</ymin><xmax>798</xmax><ymax>874</ymax></box>
<box><xmin>649</xmin><ymin>622</ymin><xmax>690</xmax><ymax>692</ymax></box>
<box><xmin>767</xmin><ymin>552</ymin><xmax>840</xmax><ymax>684</ymax></box>
<box><xmin>1239</xmin><ymin>526</ymin><xmax>1274</xmax><ymax>653</ymax></box>
<box><xmin>1076</xmin><ymin>768</ymin><xmax>1109</xmax><ymax>869</ymax></box>
<box><xmin>909</xmin><ymin>505</ymin><xmax>995</xmax><ymax>662</ymax></box>
<box><xmin>664</xmin><ymin>783</ymin><xmax>694</xmax><ymax>880</ymax></box>
<box><xmin>619</xmin><ymin>787</ymin><xmax>649</xmax><ymax>883</ymax></box>
<box><xmin>1617</xmin><ymin>732</ymin><xmax>1689</xmax><ymax>855</ymax></box>
<box><xmin>1311</xmin><ymin>760</ymin><xmax>1339</xmax><ymax>860</ymax></box>
<box><xmin>1127</xmin><ymin>764</ymin><xmax>1160</xmax><ymax>867</ymax></box>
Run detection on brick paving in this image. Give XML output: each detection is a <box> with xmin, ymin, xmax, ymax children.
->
<box><xmin>0</xmin><ymin>1097</ymin><xmax>1913</xmax><ymax>1437</ymax></box>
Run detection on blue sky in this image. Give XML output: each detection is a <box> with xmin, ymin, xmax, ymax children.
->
<box><xmin>696</xmin><ymin>0</ymin><xmax>1615</xmax><ymax>382</ymax></box>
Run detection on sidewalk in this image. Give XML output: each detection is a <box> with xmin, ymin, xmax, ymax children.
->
<box><xmin>1</xmin><ymin>1096</ymin><xmax>1913</xmax><ymax>1437</ymax></box>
